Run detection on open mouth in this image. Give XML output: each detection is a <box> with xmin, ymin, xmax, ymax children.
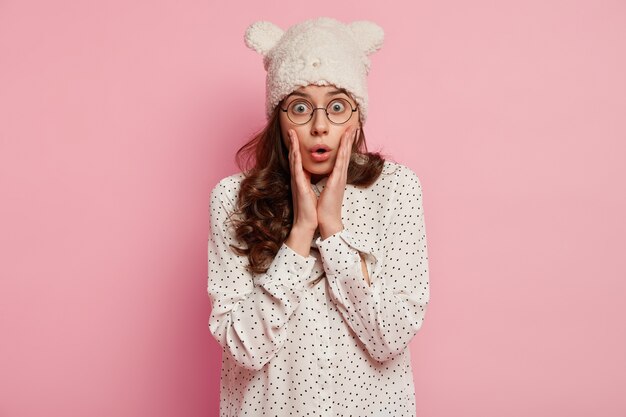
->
<box><xmin>310</xmin><ymin>147</ymin><xmax>331</xmax><ymax>162</ymax></box>
<box><xmin>311</xmin><ymin>145</ymin><xmax>331</xmax><ymax>153</ymax></box>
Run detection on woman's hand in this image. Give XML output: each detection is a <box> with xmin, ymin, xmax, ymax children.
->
<box><xmin>317</xmin><ymin>126</ymin><xmax>359</xmax><ymax>239</ymax></box>
<box><xmin>288</xmin><ymin>129</ymin><xmax>319</xmax><ymax>233</ymax></box>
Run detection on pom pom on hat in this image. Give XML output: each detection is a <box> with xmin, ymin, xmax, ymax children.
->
<box><xmin>244</xmin><ymin>17</ymin><xmax>384</xmax><ymax>124</ymax></box>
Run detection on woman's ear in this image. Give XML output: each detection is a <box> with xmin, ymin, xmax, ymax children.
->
<box><xmin>244</xmin><ymin>21</ymin><xmax>284</xmax><ymax>56</ymax></box>
<box><xmin>348</xmin><ymin>20</ymin><xmax>385</xmax><ymax>55</ymax></box>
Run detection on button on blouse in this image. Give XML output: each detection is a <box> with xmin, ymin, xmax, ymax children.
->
<box><xmin>207</xmin><ymin>160</ymin><xmax>430</xmax><ymax>416</ymax></box>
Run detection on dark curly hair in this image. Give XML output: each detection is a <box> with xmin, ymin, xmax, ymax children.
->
<box><xmin>228</xmin><ymin>98</ymin><xmax>386</xmax><ymax>275</ymax></box>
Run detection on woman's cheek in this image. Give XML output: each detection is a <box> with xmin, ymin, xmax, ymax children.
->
<box><xmin>300</xmin><ymin>144</ymin><xmax>308</xmax><ymax>158</ymax></box>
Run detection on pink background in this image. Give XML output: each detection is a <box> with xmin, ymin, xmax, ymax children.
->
<box><xmin>1</xmin><ymin>0</ymin><xmax>625</xmax><ymax>416</ymax></box>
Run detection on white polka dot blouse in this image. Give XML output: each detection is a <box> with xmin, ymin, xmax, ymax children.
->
<box><xmin>207</xmin><ymin>160</ymin><xmax>430</xmax><ymax>416</ymax></box>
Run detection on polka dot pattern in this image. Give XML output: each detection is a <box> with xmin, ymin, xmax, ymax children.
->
<box><xmin>207</xmin><ymin>160</ymin><xmax>430</xmax><ymax>416</ymax></box>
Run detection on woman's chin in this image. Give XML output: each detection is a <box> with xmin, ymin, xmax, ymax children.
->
<box><xmin>304</xmin><ymin>164</ymin><xmax>332</xmax><ymax>176</ymax></box>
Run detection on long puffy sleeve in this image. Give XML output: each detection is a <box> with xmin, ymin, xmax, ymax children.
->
<box><xmin>314</xmin><ymin>168</ymin><xmax>430</xmax><ymax>363</ymax></box>
<box><xmin>207</xmin><ymin>179</ymin><xmax>319</xmax><ymax>371</ymax></box>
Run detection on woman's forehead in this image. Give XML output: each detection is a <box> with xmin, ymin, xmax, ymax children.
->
<box><xmin>297</xmin><ymin>84</ymin><xmax>337</xmax><ymax>93</ymax></box>
<box><xmin>289</xmin><ymin>85</ymin><xmax>352</xmax><ymax>100</ymax></box>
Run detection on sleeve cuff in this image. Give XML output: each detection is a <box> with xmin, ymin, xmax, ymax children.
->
<box><xmin>254</xmin><ymin>242</ymin><xmax>317</xmax><ymax>290</ymax></box>
<box><xmin>315</xmin><ymin>229</ymin><xmax>365</xmax><ymax>276</ymax></box>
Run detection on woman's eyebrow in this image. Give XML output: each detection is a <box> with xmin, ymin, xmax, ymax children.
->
<box><xmin>289</xmin><ymin>89</ymin><xmax>348</xmax><ymax>98</ymax></box>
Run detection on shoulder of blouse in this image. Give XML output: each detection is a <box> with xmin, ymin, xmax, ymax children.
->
<box><xmin>209</xmin><ymin>171</ymin><xmax>246</xmax><ymax>210</ymax></box>
<box><xmin>381</xmin><ymin>159</ymin><xmax>422</xmax><ymax>189</ymax></box>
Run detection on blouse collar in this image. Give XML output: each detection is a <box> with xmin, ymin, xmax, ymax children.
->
<box><xmin>311</xmin><ymin>175</ymin><xmax>328</xmax><ymax>196</ymax></box>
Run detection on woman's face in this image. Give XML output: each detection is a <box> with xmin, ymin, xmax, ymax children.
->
<box><xmin>279</xmin><ymin>84</ymin><xmax>361</xmax><ymax>183</ymax></box>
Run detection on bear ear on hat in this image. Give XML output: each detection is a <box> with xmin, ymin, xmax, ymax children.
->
<box><xmin>348</xmin><ymin>20</ymin><xmax>384</xmax><ymax>55</ymax></box>
<box><xmin>244</xmin><ymin>21</ymin><xmax>284</xmax><ymax>56</ymax></box>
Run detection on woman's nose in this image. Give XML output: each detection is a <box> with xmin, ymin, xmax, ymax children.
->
<box><xmin>310</xmin><ymin>109</ymin><xmax>329</xmax><ymax>135</ymax></box>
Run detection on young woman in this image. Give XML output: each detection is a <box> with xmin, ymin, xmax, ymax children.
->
<box><xmin>208</xmin><ymin>17</ymin><xmax>430</xmax><ymax>417</ymax></box>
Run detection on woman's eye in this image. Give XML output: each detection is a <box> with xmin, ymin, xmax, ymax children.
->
<box><xmin>291</xmin><ymin>102</ymin><xmax>310</xmax><ymax>114</ymax></box>
<box><xmin>329</xmin><ymin>101</ymin><xmax>346</xmax><ymax>112</ymax></box>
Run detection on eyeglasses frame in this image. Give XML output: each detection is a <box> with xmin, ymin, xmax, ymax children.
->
<box><xmin>280</xmin><ymin>97</ymin><xmax>359</xmax><ymax>125</ymax></box>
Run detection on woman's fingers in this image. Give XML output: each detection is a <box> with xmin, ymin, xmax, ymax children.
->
<box><xmin>316</xmin><ymin>126</ymin><xmax>357</xmax><ymax>228</ymax></box>
<box><xmin>289</xmin><ymin>132</ymin><xmax>296</xmax><ymax>184</ymax></box>
<box><xmin>288</xmin><ymin>129</ymin><xmax>318</xmax><ymax>230</ymax></box>
<box><xmin>289</xmin><ymin>129</ymin><xmax>310</xmax><ymax>193</ymax></box>
<box><xmin>344</xmin><ymin>127</ymin><xmax>357</xmax><ymax>163</ymax></box>
<box><xmin>334</xmin><ymin>126</ymin><xmax>357</xmax><ymax>179</ymax></box>
<box><xmin>342</xmin><ymin>127</ymin><xmax>356</xmax><ymax>179</ymax></box>
<box><xmin>290</xmin><ymin>130</ymin><xmax>303</xmax><ymax>185</ymax></box>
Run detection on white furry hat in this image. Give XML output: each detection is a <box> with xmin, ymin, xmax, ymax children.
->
<box><xmin>244</xmin><ymin>17</ymin><xmax>384</xmax><ymax>124</ymax></box>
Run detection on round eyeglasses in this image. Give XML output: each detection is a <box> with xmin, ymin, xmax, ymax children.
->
<box><xmin>280</xmin><ymin>97</ymin><xmax>358</xmax><ymax>125</ymax></box>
